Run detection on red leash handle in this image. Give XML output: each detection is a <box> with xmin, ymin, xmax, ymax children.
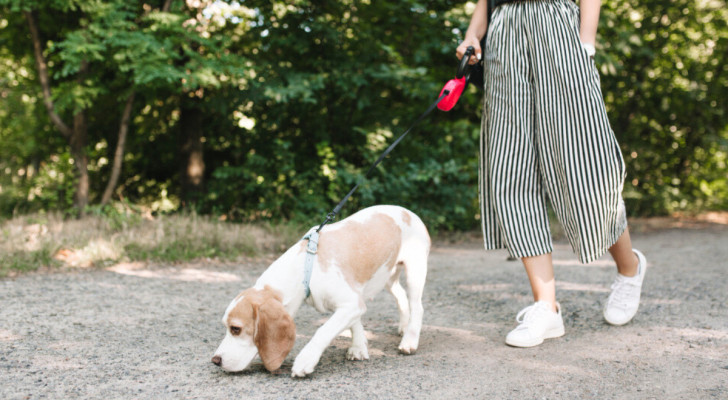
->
<box><xmin>437</xmin><ymin>46</ymin><xmax>475</xmax><ymax>112</ymax></box>
<box><xmin>437</xmin><ymin>76</ymin><xmax>466</xmax><ymax>111</ymax></box>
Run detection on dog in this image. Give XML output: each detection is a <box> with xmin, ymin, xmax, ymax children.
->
<box><xmin>211</xmin><ymin>205</ymin><xmax>430</xmax><ymax>377</ymax></box>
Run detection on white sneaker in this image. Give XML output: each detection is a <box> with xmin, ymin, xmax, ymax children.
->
<box><xmin>505</xmin><ymin>301</ymin><xmax>565</xmax><ymax>347</ymax></box>
<box><xmin>604</xmin><ymin>249</ymin><xmax>647</xmax><ymax>326</ymax></box>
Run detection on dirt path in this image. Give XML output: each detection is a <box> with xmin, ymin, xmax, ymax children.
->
<box><xmin>2</xmin><ymin>225</ymin><xmax>727</xmax><ymax>399</ymax></box>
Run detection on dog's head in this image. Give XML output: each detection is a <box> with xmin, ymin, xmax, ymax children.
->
<box><xmin>211</xmin><ymin>286</ymin><xmax>296</xmax><ymax>372</ymax></box>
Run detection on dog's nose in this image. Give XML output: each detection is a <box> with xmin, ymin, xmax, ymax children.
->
<box><xmin>211</xmin><ymin>355</ymin><xmax>222</xmax><ymax>366</ymax></box>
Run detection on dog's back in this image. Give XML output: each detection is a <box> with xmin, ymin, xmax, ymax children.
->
<box><xmin>315</xmin><ymin>205</ymin><xmax>429</xmax><ymax>298</ymax></box>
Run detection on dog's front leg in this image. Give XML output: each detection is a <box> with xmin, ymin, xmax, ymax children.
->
<box><xmin>346</xmin><ymin>320</ymin><xmax>369</xmax><ymax>361</ymax></box>
<box><xmin>292</xmin><ymin>305</ymin><xmax>363</xmax><ymax>377</ymax></box>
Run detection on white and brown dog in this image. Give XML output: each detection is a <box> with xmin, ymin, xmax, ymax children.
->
<box><xmin>211</xmin><ymin>205</ymin><xmax>430</xmax><ymax>377</ymax></box>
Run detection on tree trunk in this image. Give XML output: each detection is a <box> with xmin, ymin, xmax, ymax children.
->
<box><xmin>24</xmin><ymin>11</ymin><xmax>72</xmax><ymax>138</ymax></box>
<box><xmin>71</xmin><ymin>108</ymin><xmax>89</xmax><ymax>215</ymax></box>
<box><xmin>69</xmin><ymin>60</ymin><xmax>90</xmax><ymax>216</ymax></box>
<box><xmin>26</xmin><ymin>10</ymin><xmax>90</xmax><ymax>216</ymax></box>
<box><xmin>178</xmin><ymin>97</ymin><xmax>205</xmax><ymax>208</ymax></box>
<box><xmin>102</xmin><ymin>3</ymin><xmax>171</xmax><ymax>206</ymax></box>
<box><xmin>101</xmin><ymin>92</ymin><xmax>135</xmax><ymax>205</ymax></box>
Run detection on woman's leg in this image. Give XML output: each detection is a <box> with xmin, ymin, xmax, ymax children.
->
<box><xmin>505</xmin><ymin>252</ymin><xmax>564</xmax><ymax>347</ymax></box>
<box><xmin>524</xmin><ymin>228</ymin><xmax>638</xmax><ymax>302</ymax></box>
<box><xmin>608</xmin><ymin>227</ymin><xmax>639</xmax><ymax>277</ymax></box>
<box><xmin>522</xmin><ymin>253</ymin><xmax>557</xmax><ymax>312</ymax></box>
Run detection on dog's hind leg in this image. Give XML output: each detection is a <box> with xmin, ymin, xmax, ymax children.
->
<box><xmin>398</xmin><ymin>246</ymin><xmax>428</xmax><ymax>355</ymax></box>
<box><xmin>346</xmin><ymin>319</ymin><xmax>370</xmax><ymax>361</ymax></box>
<box><xmin>387</xmin><ymin>266</ymin><xmax>410</xmax><ymax>336</ymax></box>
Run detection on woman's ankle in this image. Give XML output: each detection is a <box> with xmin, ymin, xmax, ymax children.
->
<box><xmin>617</xmin><ymin>251</ymin><xmax>639</xmax><ymax>277</ymax></box>
<box><xmin>534</xmin><ymin>298</ymin><xmax>558</xmax><ymax>313</ymax></box>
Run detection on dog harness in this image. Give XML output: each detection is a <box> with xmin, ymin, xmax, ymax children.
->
<box><xmin>301</xmin><ymin>231</ymin><xmax>319</xmax><ymax>298</ymax></box>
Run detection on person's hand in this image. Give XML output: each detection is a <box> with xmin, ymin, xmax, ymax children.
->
<box><xmin>456</xmin><ymin>36</ymin><xmax>482</xmax><ymax>65</ymax></box>
<box><xmin>580</xmin><ymin>42</ymin><xmax>596</xmax><ymax>58</ymax></box>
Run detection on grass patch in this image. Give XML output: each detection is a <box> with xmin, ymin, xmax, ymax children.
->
<box><xmin>1</xmin><ymin>207</ymin><xmax>308</xmax><ymax>277</ymax></box>
<box><xmin>1</xmin><ymin>249</ymin><xmax>58</xmax><ymax>276</ymax></box>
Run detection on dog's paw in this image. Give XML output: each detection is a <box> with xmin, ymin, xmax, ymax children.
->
<box><xmin>346</xmin><ymin>345</ymin><xmax>369</xmax><ymax>361</ymax></box>
<box><xmin>398</xmin><ymin>334</ymin><xmax>419</xmax><ymax>355</ymax></box>
<box><xmin>291</xmin><ymin>359</ymin><xmax>316</xmax><ymax>378</ymax></box>
<box><xmin>291</xmin><ymin>350</ymin><xmax>320</xmax><ymax>378</ymax></box>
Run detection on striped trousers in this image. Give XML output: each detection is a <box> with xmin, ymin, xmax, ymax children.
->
<box><xmin>479</xmin><ymin>0</ymin><xmax>627</xmax><ymax>264</ymax></box>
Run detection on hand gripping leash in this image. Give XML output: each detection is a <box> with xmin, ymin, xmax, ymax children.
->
<box><xmin>437</xmin><ymin>46</ymin><xmax>476</xmax><ymax>111</ymax></box>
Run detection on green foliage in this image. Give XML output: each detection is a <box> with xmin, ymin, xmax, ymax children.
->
<box><xmin>598</xmin><ymin>0</ymin><xmax>728</xmax><ymax>214</ymax></box>
<box><xmin>1</xmin><ymin>0</ymin><xmax>726</xmax><ymax>233</ymax></box>
<box><xmin>197</xmin><ymin>0</ymin><xmax>485</xmax><ymax>230</ymax></box>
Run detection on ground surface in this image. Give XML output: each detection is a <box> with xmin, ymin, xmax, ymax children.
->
<box><xmin>2</xmin><ymin>223</ymin><xmax>727</xmax><ymax>399</ymax></box>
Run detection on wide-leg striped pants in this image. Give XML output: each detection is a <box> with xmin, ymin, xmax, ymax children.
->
<box><xmin>479</xmin><ymin>0</ymin><xmax>627</xmax><ymax>264</ymax></box>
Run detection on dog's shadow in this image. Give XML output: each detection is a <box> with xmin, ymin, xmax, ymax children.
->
<box><xmin>210</xmin><ymin>362</ymin><xmax>273</xmax><ymax>378</ymax></box>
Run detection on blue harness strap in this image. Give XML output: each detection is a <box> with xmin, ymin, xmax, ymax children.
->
<box><xmin>301</xmin><ymin>231</ymin><xmax>319</xmax><ymax>298</ymax></box>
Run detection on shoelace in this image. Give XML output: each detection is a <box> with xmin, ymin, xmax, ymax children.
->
<box><xmin>607</xmin><ymin>275</ymin><xmax>641</xmax><ymax>309</ymax></box>
<box><xmin>515</xmin><ymin>303</ymin><xmax>550</xmax><ymax>326</ymax></box>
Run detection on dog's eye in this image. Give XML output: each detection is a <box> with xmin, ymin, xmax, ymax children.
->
<box><xmin>230</xmin><ymin>326</ymin><xmax>242</xmax><ymax>336</ymax></box>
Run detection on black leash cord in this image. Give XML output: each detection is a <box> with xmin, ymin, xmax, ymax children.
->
<box><xmin>315</xmin><ymin>90</ymin><xmax>451</xmax><ymax>232</ymax></box>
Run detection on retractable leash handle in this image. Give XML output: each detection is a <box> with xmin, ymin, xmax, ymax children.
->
<box><xmin>437</xmin><ymin>46</ymin><xmax>475</xmax><ymax>111</ymax></box>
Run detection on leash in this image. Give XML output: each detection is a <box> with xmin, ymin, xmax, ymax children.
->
<box><xmin>299</xmin><ymin>90</ymin><xmax>451</xmax><ymax>298</ymax></box>
<box><xmin>300</xmin><ymin>47</ymin><xmax>482</xmax><ymax>297</ymax></box>
<box><xmin>312</xmin><ymin>90</ymin><xmax>451</xmax><ymax>234</ymax></box>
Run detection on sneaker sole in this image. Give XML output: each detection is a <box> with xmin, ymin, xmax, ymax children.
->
<box><xmin>505</xmin><ymin>326</ymin><xmax>565</xmax><ymax>348</ymax></box>
<box><xmin>604</xmin><ymin>314</ymin><xmax>634</xmax><ymax>326</ymax></box>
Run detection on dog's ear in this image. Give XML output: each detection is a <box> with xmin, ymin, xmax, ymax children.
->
<box><xmin>253</xmin><ymin>298</ymin><xmax>296</xmax><ymax>372</ymax></box>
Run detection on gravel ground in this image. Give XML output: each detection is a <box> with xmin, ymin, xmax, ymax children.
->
<box><xmin>2</xmin><ymin>225</ymin><xmax>727</xmax><ymax>399</ymax></box>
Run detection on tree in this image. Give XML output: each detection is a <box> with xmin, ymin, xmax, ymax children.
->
<box><xmin>1</xmin><ymin>0</ymin><xmax>726</xmax><ymax>229</ymax></box>
<box><xmin>23</xmin><ymin>8</ymin><xmax>91</xmax><ymax>214</ymax></box>
<box><xmin>2</xmin><ymin>0</ymin><xmax>250</xmax><ymax>213</ymax></box>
